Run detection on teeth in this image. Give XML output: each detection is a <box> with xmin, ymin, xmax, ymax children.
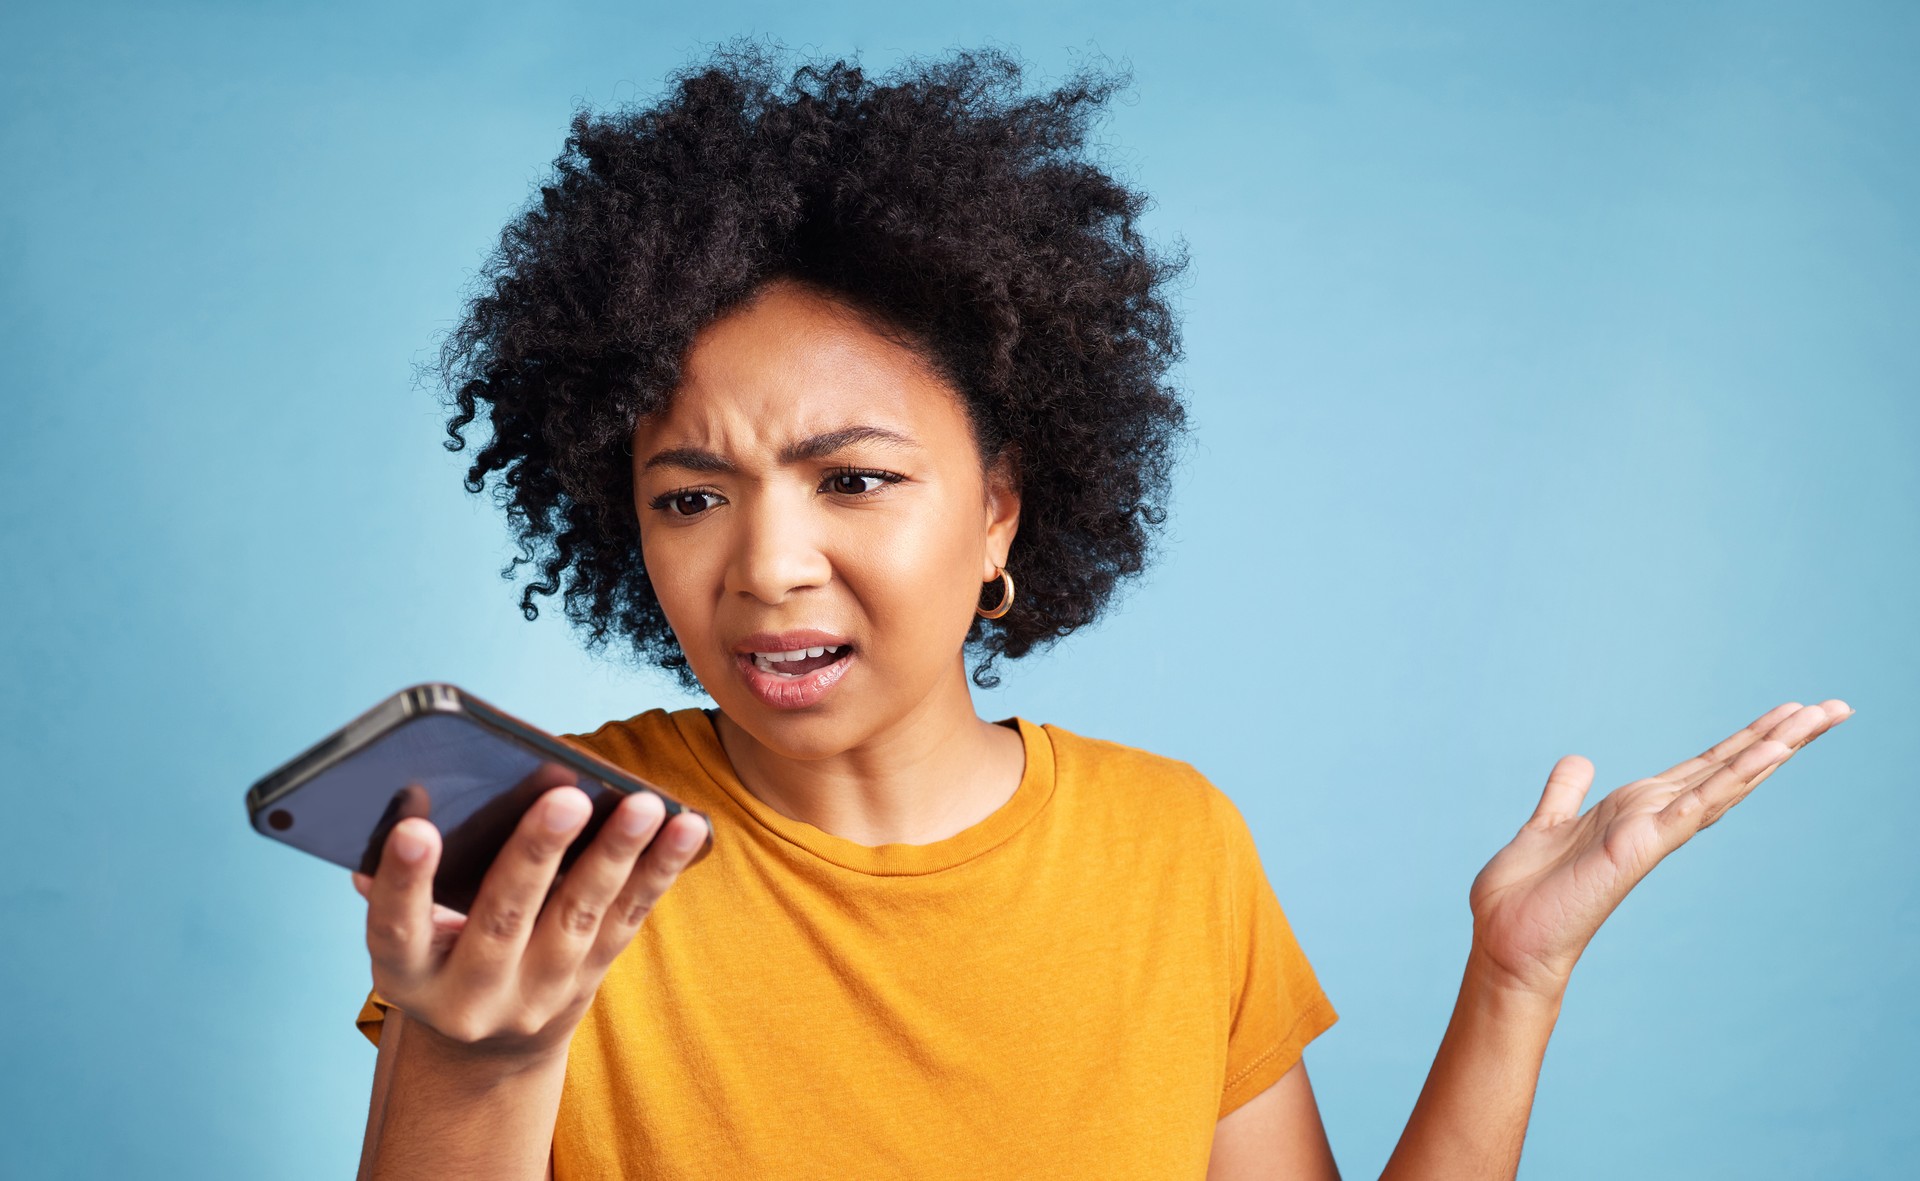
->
<box><xmin>750</xmin><ymin>644</ymin><xmax>844</xmax><ymax>672</ymax></box>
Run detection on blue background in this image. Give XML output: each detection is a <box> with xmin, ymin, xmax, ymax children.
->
<box><xmin>3</xmin><ymin>2</ymin><xmax>1912</xmax><ymax>1176</ymax></box>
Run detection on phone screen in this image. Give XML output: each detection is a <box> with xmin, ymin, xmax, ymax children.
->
<box><xmin>257</xmin><ymin>711</ymin><xmax>630</xmax><ymax>913</ymax></box>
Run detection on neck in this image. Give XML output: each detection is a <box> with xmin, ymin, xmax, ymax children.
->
<box><xmin>710</xmin><ymin>658</ymin><xmax>1026</xmax><ymax>847</ymax></box>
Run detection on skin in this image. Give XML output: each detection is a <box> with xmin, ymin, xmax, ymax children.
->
<box><xmin>350</xmin><ymin>276</ymin><xmax>1854</xmax><ymax>1180</ymax></box>
<box><xmin>627</xmin><ymin>277</ymin><xmax>1026</xmax><ymax>846</ymax></box>
<box><xmin>1209</xmin><ymin>698</ymin><xmax>1852</xmax><ymax>1180</ymax></box>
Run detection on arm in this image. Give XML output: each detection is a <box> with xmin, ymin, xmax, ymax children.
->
<box><xmin>356</xmin><ymin>1006</ymin><xmax>565</xmax><ymax>1181</ymax></box>
<box><xmin>1205</xmin><ymin>957</ymin><xmax>1554</xmax><ymax>1181</ymax></box>
<box><xmin>1375</xmin><ymin>950</ymin><xmax>1559</xmax><ymax>1179</ymax></box>
<box><xmin>1207</xmin><ymin>1059</ymin><xmax>1340</xmax><ymax>1181</ymax></box>
<box><xmin>349</xmin><ymin>773</ymin><xmax>710</xmax><ymax>1181</ymax></box>
<box><xmin>355</xmin><ymin>1003</ymin><xmax>401</xmax><ymax>1181</ymax></box>
<box><xmin>1208</xmin><ymin>699</ymin><xmax>1850</xmax><ymax>1181</ymax></box>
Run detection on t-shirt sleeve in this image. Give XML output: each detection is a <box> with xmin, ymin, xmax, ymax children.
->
<box><xmin>356</xmin><ymin>986</ymin><xmax>394</xmax><ymax>1048</ymax></box>
<box><xmin>1215</xmin><ymin>792</ymin><xmax>1338</xmax><ymax>1119</ymax></box>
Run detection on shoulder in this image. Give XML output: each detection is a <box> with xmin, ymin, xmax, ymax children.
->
<box><xmin>558</xmin><ymin>705</ymin><xmax>685</xmax><ymax>757</ymax></box>
<box><xmin>1039</xmin><ymin>721</ymin><xmax>1252</xmax><ymax>848</ymax></box>
<box><xmin>555</xmin><ymin>706</ymin><xmax>723</xmax><ymax>808</ymax></box>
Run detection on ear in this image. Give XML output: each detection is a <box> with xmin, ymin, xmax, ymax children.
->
<box><xmin>981</xmin><ymin>446</ymin><xmax>1022</xmax><ymax>579</ymax></box>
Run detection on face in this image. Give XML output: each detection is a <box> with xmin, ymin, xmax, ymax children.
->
<box><xmin>630</xmin><ymin>278</ymin><xmax>1020</xmax><ymax>759</ymax></box>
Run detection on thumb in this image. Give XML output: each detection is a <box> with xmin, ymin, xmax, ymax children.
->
<box><xmin>1525</xmin><ymin>754</ymin><xmax>1594</xmax><ymax>829</ymax></box>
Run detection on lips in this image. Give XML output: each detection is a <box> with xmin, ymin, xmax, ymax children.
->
<box><xmin>730</xmin><ymin>628</ymin><xmax>857</xmax><ymax>711</ymax></box>
<box><xmin>732</xmin><ymin>629</ymin><xmax>852</xmax><ymax>655</ymax></box>
<box><xmin>734</xmin><ymin>646</ymin><xmax>854</xmax><ymax>710</ymax></box>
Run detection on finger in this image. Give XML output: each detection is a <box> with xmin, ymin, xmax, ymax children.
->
<box><xmin>364</xmin><ymin>817</ymin><xmax>442</xmax><ymax>989</ymax></box>
<box><xmin>1672</xmin><ymin>700</ymin><xmax>1844</xmax><ymax>793</ymax></box>
<box><xmin>584</xmin><ymin>809</ymin><xmax>711</xmax><ymax>975</ymax></box>
<box><xmin>1788</xmin><ymin>699</ymin><xmax>1853</xmax><ymax>750</ymax></box>
<box><xmin>1733</xmin><ymin>699</ymin><xmax>1852</xmax><ymax>791</ymax></box>
<box><xmin>1755</xmin><ymin>701</ymin><xmax>1836</xmax><ymax>756</ymax></box>
<box><xmin>1655</xmin><ymin>704</ymin><xmax>1836</xmax><ymax>838</ymax></box>
<box><xmin>448</xmin><ymin>785</ymin><xmax>593</xmax><ymax>981</ymax></box>
<box><xmin>1526</xmin><ymin>755</ymin><xmax>1594</xmax><ymax>828</ymax></box>
<box><xmin>1652</xmin><ymin>702</ymin><xmax>1802</xmax><ymax>785</ymax></box>
<box><xmin>521</xmin><ymin>791</ymin><xmax>668</xmax><ymax>985</ymax></box>
<box><xmin>1655</xmin><ymin>736</ymin><xmax>1787</xmax><ymax>840</ymax></box>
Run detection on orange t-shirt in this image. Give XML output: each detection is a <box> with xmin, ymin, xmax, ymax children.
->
<box><xmin>356</xmin><ymin>708</ymin><xmax>1337</xmax><ymax>1179</ymax></box>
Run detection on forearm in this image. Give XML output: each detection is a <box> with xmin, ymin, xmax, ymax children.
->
<box><xmin>1377</xmin><ymin>948</ymin><xmax>1563</xmax><ymax>1181</ymax></box>
<box><xmin>361</xmin><ymin>1013</ymin><xmax>568</xmax><ymax>1181</ymax></box>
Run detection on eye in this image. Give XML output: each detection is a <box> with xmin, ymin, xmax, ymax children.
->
<box><xmin>821</xmin><ymin>467</ymin><xmax>904</xmax><ymax>497</ymax></box>
<box><xmin>648</xmin><ymin>488</ymin><xmax>723</xmax><ymax>518</ymax></box>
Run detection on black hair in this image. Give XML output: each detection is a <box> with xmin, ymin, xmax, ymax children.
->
<box><xmin>436</xmin><ymin>39</ymin><xmax>1189</xmax><ymax>690</ymax></box>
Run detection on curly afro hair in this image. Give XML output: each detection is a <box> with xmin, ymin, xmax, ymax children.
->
<box><xmin>437</xmin><ymin>39</ymin><xmax>1190</xmax><ymax>692</ymax></box>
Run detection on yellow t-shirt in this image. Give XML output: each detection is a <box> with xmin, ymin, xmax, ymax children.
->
<box><xmin>356</xmin><ymin>708</ymin><xmax>1337</xmax><ymax>1179</ymax></box>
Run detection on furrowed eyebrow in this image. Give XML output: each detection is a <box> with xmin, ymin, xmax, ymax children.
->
<box><xmin>640</xmin><ymin>446</ymin><xmax>734</xmax><ymax>474</ymax></box>
<box><xmin>779</xmin><ymin>425</ymin><xmax>918</xmax><ymax>464</ymax></box>
<box><xmin>640</xmin><ymin>425</ymin><xmax>919</xmax><ymax>474</ymax></box>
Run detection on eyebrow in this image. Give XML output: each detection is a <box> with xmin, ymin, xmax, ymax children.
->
<box><xmin>640</xmin><ymin>424</ymin><xmax>920</xmax><ymax>474</ymax></box>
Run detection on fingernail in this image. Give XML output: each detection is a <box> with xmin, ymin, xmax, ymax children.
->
<box><xmin>670</xmin><ymin>818</ymin><xmax>704</xmax><ymax>851</ymax></box>
<box><xmin>393</xmin><ymin>827</ymin><xmax>428</xmax><ymax>863</ymax></box>
<box><xmin>545</xmin><ymin>793</ymin><xmax>589</xmax><ymax>832</ymax></box>
<box><xmin>615</xmin><ymin>794</ymin><xmax>657</xmax><ymax>837</ymax></box>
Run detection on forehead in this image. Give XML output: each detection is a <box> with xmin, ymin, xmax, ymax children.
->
<box><xmin>636</xmin><ymin>281</ymin><xmax>973</xmax><ymax>451</ymax></box>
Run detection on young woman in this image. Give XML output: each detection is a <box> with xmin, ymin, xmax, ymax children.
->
<box><xmin>348</xmin><ymin>45</ymin><xmax>1850</xmax><ymax>1180</ymax></box>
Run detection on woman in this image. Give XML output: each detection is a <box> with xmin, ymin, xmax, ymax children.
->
<box><xmin>349</xmin><ymin>44</ymin><xmax>1850</xmax><ymax>1180</ymax></box>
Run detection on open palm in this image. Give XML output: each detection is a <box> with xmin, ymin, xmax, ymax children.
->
<box><xmin>1467</xmin><ymin>699</ymin><xmax>1852</xmax><ymax>997</ymax></box>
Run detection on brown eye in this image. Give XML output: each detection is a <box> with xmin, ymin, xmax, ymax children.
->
<box><xmin>647</xmin><ymin>484</ymin><xmax>725</xmax><ymax>518</ymax></box>
<box><xmin>824</xmin><ymin>469</ymin><xmax>901</xmax><ymax>496</ymax></box>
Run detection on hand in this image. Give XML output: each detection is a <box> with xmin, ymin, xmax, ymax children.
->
<box><xmin>1467</xmin><ymin>699</ymin><xmax>1853</xmax><ymax>999</ymax></box>
<box><xmin>349</xmin><ymin>783</ymin><xmax>711</xmax><ymax>1061</ymax></box>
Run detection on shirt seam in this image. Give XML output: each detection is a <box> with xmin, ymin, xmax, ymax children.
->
<box><xmin>668</xmin><ymin>711</ymin><xmax>1057</xmax><ymax>879</ymax></box>
<box><xmin>1225</xmin><ymin>993</ymin><xmax>1334</xmax><ymax>1092</ymax></box>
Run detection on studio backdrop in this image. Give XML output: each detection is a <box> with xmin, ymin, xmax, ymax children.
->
<box><xmin>1</xmin><ymin>2</ymin><xmax>1912</xmax><ymax>1177</ymax></box>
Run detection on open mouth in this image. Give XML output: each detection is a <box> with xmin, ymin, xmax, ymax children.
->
<box><xmin>748</xmin><ymin>643</ymin><xmax>851</xmax><ymax>678</ymax></box>
<box><xmin>734</xmin><ymin>640</ymin><xmax>857</xmax><ymax>710</ymax></box>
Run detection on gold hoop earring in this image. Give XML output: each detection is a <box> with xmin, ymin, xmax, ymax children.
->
<box><xmin>976</xmin><ymin>565</ymin><xmax>1015</xmax><ymax>620</ymax></box>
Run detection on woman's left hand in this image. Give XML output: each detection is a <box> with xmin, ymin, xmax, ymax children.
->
<box><xmin>1467</xmin><ymin>699</ymin><xmax>1853</xmax><ymax>999</ymax></box>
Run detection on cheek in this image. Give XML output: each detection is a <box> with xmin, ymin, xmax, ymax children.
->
<box><xmin>638</xmin><ymin>497</ymin><xmax>982</xmax><ymax>678</ymax></box>
<box><xmin>842</xmin><ymin>516</ymin><xmax>978</xmax><ymax>654</ymax></box>
<box><xmin>637</xmin><ymin>527</ymin><xmax>717</xmax><ymax>636</ymax></box>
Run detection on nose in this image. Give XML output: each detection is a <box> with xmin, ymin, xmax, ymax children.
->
<box><xmin>722</xmin><ymin>487</ymin><xmax>833</xmax><ymax>604</ymax></box>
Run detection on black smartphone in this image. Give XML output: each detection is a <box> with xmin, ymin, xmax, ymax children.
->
<box><xmin>245</xmin><ymin>682</ymin><xmax>712</xmax><ymax>914</ymax></box>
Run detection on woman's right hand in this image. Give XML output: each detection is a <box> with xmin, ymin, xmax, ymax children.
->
<box><xmin>349</xmin><ymin>784</ymin><xmax>710</xmax><ymax>1062</ymax></box>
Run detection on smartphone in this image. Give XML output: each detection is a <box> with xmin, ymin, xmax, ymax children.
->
<box><xmin>245</xmin><ymin>682</ymin><xmax>713</xmax><ymax>914</ymax></box>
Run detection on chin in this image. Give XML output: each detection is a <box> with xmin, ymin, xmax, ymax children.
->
<box><xmin>722</xmin><ymin>699</ymin><xmax>870</xmax><ymax>761</ymax></box>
